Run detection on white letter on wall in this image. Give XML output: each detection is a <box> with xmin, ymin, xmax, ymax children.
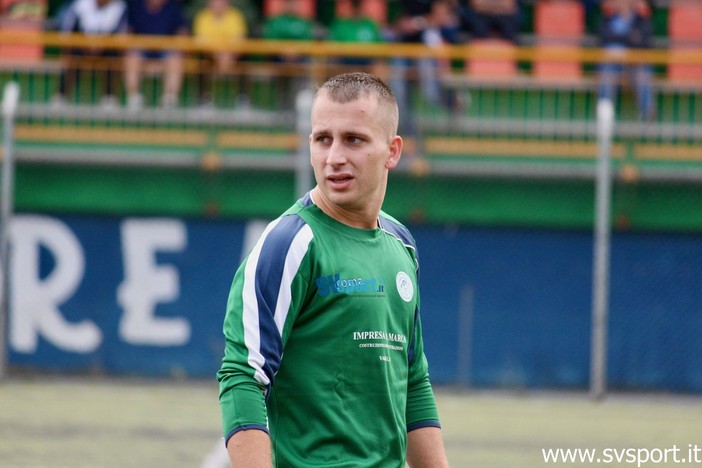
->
<box><xmin>117</xmin><ymin>219</ymin><xmax>189</xmax><ymax>346</ymax></box>
<box><xmin>10</xmin><ymin>215</ymin><xmax>101</xmax><ymax>353</ymax></box>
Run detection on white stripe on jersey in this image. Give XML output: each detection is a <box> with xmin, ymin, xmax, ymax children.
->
<box><xmin>242</xmin><ymin>218</ymin><xmax>313</xmax><ymax>386</ymax></box>
<box><xmin>242</xmin><ymin>218</ymin><xmax>281</xmax><ymax>386</ymax></box>
<box><xmin>274</xmin><ymin>224</ymin><xmax>314</xmax><ymax>336</ymax></box>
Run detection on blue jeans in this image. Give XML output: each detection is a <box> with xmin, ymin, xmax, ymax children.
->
<box><xmin>598</xmin><ymin>62</ymin><xmax>655</xmax><ymax>120</ymax></box>
<box><xmin>390</xmin><ymin>56</ymin><xmax>457</xmax><ymax>136</ymax></box>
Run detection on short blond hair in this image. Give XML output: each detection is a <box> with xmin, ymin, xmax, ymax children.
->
<box><xmin>314</xmin><ymin>72</ymin><xmax>399</xmax><ymax>137</ymax></box>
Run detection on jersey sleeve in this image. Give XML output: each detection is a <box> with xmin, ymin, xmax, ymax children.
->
<box><xmin>405</xmin><ymin>295</ymin><xmax>442</xmax><ymax>432</ymax></box>
<box><xmin>217</xmin><ymin>215</ymin><xmax>314</xmax><ymax>444</ymax></box>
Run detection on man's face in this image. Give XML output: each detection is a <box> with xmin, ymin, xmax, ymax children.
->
<box><xmin>309</xmin><ymin>92</ymin><xmax>401</xmax><ymax>222</ymax></box>
<box><xmin>208</xmin><ymin>0</ymin><xmax>228</xmax><ymax>15</ymax></box>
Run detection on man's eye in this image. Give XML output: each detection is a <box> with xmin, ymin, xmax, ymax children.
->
<box><xmin>348</xmin><ymin>136</ymin><xmax>363</xmax><ymax>144</ymax></box>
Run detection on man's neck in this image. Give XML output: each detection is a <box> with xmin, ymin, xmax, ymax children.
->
<box><xmin>309</xmin><ymin>188</ymin><xmax>379</xmax><ymax>230</ymax></box>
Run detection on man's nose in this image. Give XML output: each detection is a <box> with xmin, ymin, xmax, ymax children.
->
<box><xmin>326</xmin><ymin>140</ymin><xmax>347</xmax><ymax>165</ymax></box>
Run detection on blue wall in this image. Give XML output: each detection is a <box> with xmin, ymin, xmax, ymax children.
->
<box><xmin>7</xmin><ymin>214</ymin><xmax>702</xmax><ymax>392</ymax></box>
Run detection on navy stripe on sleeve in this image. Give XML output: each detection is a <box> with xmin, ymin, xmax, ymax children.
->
<box><xmin>379</xmin><ymin>214</ymin><xmax>417</xmax><ymax>251</ymax></box>
<box><xmin>254</xmin><ymin>214</ymin><xmax>308</xmax><ymax>383</ymax></box>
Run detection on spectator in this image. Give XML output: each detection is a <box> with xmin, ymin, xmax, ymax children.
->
<box><xmin>53</xmin><ymin>0</ymin><xmax>127</xmax><ymax>108</ymax></box>
<box><xmin>328</xmin><ymin>0</ymin><xmax>383</xmax><ymax>71</ymax></box>
<box><xmin>466</xmin><ymin>0</ymin><xmax>521</xmax><ymax>43</ymax></box>
<box><xmin>192</xmin><ymin>0</ymin><xmax>247</xmax><ymax>107</ymax></box>
<box><xmin>124</xmin><ymin>0</ymin><xmax>188</xmax><ymax>110</ymax></box>
<box><xmin>583</xmin><ymin>0</ymin><xmax>601</xmax><ymax>15</ymax></box>
<box><xmin>390</xmin><ymin>0</ymin><xmax>462</xmax><ymax>138</ymax></box>
<box><xmin>597</xmin><ymin>0</ymin><xmax>655</xmax><ymax>121</ymax></box>
<box><xmin>261</xmin><ymin>0</ymin><xmax>314</xmax><ymax>108</ymax></box>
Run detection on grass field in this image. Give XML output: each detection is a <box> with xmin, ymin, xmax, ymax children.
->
<box><xmin>1</xmin><ymin>377</ymin><xmax>700</xmax><ymax>467</ymax></box>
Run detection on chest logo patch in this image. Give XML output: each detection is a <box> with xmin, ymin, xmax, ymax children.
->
<box><xmin>396</xmin><ymin>271</ymin><xmax>414</xmax><ymax>303</ymax></box>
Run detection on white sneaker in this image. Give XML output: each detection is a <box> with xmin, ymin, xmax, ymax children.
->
<box><xmin>235</xmin><ymin>94</ymin><xmax>251</xmax><ymax>110</ymax></box>
<box><xmin>127</xmin><ymin>93</ymin><xmax>143</xmax><ymax>112</ymax></box>
<box><xmin>100</xmin><ymin>95</ymin><xmax>119</xmax><ymax>111</ymax></box>
<box><xmin>161</xmin><ymin>93</ymin><xmax>177</xmax><ymax>109</ymax></box>
<box><xmin>50</xmin><ymin>93</ymin><xmax>67</xmax><ymax>109</ymax></box>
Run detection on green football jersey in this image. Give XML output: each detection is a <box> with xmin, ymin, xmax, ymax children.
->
<box><xmin>263</xmin><ymin>13</ymin><xmax>314</xmax><ymax>41</ymax></box>
<box><xmin>329</xmin><ymin>17</ymin><xmax>382</xmax><ymax>44</ymax></box>
<box><xmin>218</xmin><ymin>192</ymin><xmax>440</xmax><ymax>467</ymax></box>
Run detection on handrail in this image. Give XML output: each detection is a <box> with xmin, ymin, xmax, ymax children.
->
<box><xmin>1</xmin><ymin>31</ymin><xmax>702</xmax><ymax>66</ymax></box>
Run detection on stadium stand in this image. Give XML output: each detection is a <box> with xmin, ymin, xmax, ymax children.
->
<box><xmin>465</xmin><ymin>38</ymin><xmax>518</xmax><ymax>79</ymax></box>
<box><xmin>532</xmin><ymin>0</ymin><xmax>584</xmax><ymax>80</ymax></box>
<box><xmin>667</xmin><ymin>0</ymin><xmax>702</xmax><ymax>83</ymax></box>
<box><xmin>1</xmin><ymin>0</ymin><xmax>701</xmax><ymax>204</ymax></box>
<box><xmin>0</xmin><ymin>0</ymin><xmax>46</xmax><ymax>61</ymax></box>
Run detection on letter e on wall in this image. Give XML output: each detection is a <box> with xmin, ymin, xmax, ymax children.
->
<box><xmin>117</xmin><ymin>218</ymin><xmax>189</xmax><ymax>346</ymax></box>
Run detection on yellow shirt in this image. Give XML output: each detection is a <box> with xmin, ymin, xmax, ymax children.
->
<box><xmin>193</xmin><ymin>8</ymin><xmax>247</xmax><ymax>40</ymax></box>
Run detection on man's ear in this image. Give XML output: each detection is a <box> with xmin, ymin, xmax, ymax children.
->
<box><xmin>385</xmin><ymin>135</ymin><xmax>403</xmax><ymax>170</ymax></box>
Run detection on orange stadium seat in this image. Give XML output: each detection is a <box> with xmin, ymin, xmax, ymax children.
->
<box><xmin>532</xmin><ymin>0</ymin><xmax>584</xmax><ymax>80</ymax></box>
<box><xmin>0</xmin><ymin>0</ymin><xmax>46</xmax><ymax>62</ymax></box>
<box><xmin>667</xmin><ymin>0</ymin><xmax>702</xmax><ymax>83</ymax></box>
<box><xmin>466</xmin><ymin>39</ymin><xmax>518</xmax><ymax>78</ymax></box>
<box><xmin>335</xmin><ymin>0</ymin><xmax>387</xmax><ymax>24</ymax></box>
<box><xmin>264</xmin><ymin>0</ymin><xmax>315</xmax><ymax>19</ymax></box>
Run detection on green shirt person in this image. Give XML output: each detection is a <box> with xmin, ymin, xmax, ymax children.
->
<box><xmin>218</xmin><ymin>72</ymin><xmax>449</xmax><ymax>467</ymax></box>
<box><xmin>262</xmin><ymin>10</ymin><xmax>313</xmax><ymax>41</ymax></box>
<box><xmin>260</xmin><ymin>0</ymin><xmax>314</xmax><ymax>108</ymax></box>
<box><xmin>328</xmin><ymin>0</ymin><xmax>382</xmax><ymax>67</ymax></box>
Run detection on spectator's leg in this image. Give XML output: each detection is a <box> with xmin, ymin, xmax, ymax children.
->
<box><xmin>125</xmin><ymin>51</ymin><xmax>143</xmax><ymax>109</ymax></box>
<box><xmin>390</xmin><ymin>57</ymin><xmax>414</xmax><ymax>135</ymax></box>
<box><xmin>215</xmin><ymin>52</ymin><xmax>235</xmax><ymax>106</ymax></box>
<box><xmin>267</xmin><ymin>56</ymin><xmax>286</xmax><ymax>110</ymax></box>
<box><xmin>162</xmin><ymin>52</ymin><xmax>183</xmax><ymax>108</ymax></box>
<box><xmin>103</xmin><ymin>51</ymin><xmax>120</xmax><ymax>100</ymax></box>
<box><xmin>233</xmin><ymin>56</ymin><xmax>250</xmax><ymax>108</ymax></box>
<box><xmin>56</xmin><ymin>50</ymin><xmax>80</xmax><ymax>103</ymax></box>
<box><xmin>598</xmin><ymin>63</ymin><xmax>621</xmax><ymax>104</ymax></box>
<box><xmin>279</xmin><ymin>57</ymin><xmax>304</xmax><ymax>110</ymax></box>
<box><xmin>419</xmin><ymin>57</ymin><xmax>443</xmax><ymax>109</ymax></box>
<box><xmin>632</xmin><ymin>64</ymin><xmax>655</xmax><ymax>121</ymax></box>
<box><xmin>197</xmin><ymin>53</ymin><xmax>215</xmax><ymax>106</ymax></box>
<box><xmin>390</xmin><ymin>56</ymin><xmax>421</xmax><ymax>157</ymax></box>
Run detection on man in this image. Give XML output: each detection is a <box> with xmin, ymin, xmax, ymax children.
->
<box><xmin>598</xmin><ymin>0</ymin><xmax>655</xmax><ymax>121</ymax></box>
<box><xmin>390</xmin><ymin>0</ymin><xmax>462</xmax><ymax>149</ymax></box>
<box><xmin>192</xmin><ymin>0</ymin><xmax>248</xmax><ymax>107</ymax></box>
<box><xmin>217</xmin><ymin>72</ymin><xmax>449</xmax><ymax>467</ymax></box>
<box><xmin>467</xmin><ymin>0</ymin><xmax>521</xmax><ymax>43</ymax></box>
<box><xmin>53</xmin><ymin>0</ymin><xmax>127</xmax><ymax>108</ymax></box>
<box><xmin>124</xmin><ymin>0</ymin><xmax>188</xmax><ymax>110</ymax></box>
<box><xmin>261</xmin><ymin>0</ymin><xmax>314</xmax><ymax>109</ymax></box>
<box><xmin>328</xmin><ymin>0</ymin><xmax>382</xmax><ymax>70</ymax></box>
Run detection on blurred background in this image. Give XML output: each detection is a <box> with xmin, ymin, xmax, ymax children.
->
<box><xmin>1</xmin><ymin>0</ymin><xmax>702</xmax><ymax>456</ymax></box>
